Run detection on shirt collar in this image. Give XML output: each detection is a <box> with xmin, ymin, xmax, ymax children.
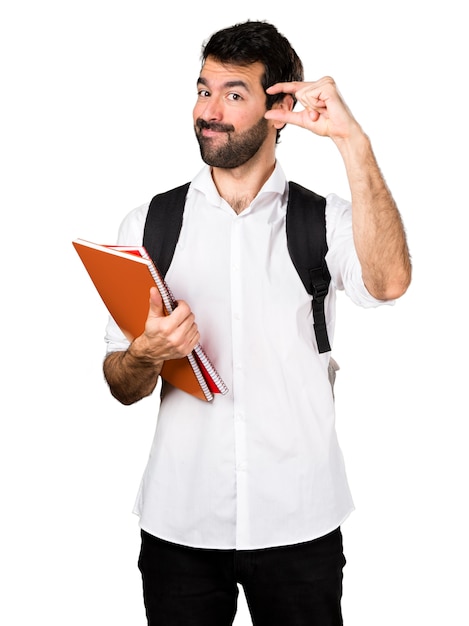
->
<box><xmin>191</xmin><ymin>163</ymin><xmax>288</xmax><ymax>209</ymax></box>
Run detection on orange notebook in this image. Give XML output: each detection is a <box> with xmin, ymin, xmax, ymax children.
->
<box><xmin>72</xmin><ymin>238</ymin><xmax>228</xmax><ymax>402</ymax></box>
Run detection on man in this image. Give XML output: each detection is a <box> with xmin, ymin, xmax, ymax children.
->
<box><xmin>103</xmin><ymin>20</ymin><xmax>411</xmax><ymax>626</ymax></box>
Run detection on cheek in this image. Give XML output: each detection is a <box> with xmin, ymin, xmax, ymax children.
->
<box><xmin>238</xmin><ymin>109</ymin><xmax>267</xmax><ymax>131</ymax></box>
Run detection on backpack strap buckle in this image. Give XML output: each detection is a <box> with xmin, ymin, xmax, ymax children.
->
<box><xmin>310</xmin><ymin>277</ymin><xmax>329</xmax><ymax>302</ymax></box>
<box><xmin>309</xmin><ymin>266</ymin><xmax>331</xmax><ymax>353</ymax></box>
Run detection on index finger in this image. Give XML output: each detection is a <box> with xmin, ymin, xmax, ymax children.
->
<box><xmin>266</xmin><ymin>82</ymin><xmax>301</xmax><ymax>95</ymax></box>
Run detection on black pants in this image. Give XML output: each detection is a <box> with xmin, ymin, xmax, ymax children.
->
<box><xmin>138</xmin><ymin>528</ymin><xmax>346</xmax><ymax>625</ymax></box>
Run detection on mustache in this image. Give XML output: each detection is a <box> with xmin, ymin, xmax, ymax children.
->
<box><xmin>196</xmin><ymin>119</ymin><xmax>235</xmax><ymax>133</ymax></box>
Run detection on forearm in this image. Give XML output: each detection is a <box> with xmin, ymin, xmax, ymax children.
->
<box><xmin>102</xmin><ymin>292</ymin><xmax>200</xmax><ymax>405</ymax></box>
<box><xmin>103</xmin><ymin>339</ymin><xmax>163</xmax><ymax>405</ymax></box>
<box><xmin>335</xmin><ymin>129</ymin><xmax>412</xmax><ymax>300</ymax></box>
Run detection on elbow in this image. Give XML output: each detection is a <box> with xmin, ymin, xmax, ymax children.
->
<box><xmin>365</xmin><ymin>267</ymin><xmax>412</xmax><ymax>301</ymax></box>
<box><xmin>379</xmin><ymin>282</ymin><xmax>410</xmax><ymax>301</ymax></box>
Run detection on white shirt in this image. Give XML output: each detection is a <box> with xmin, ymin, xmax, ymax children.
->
<box><xmin>105</xmin><ymin>163</ymin><xmax>392</xmax><ymax>550</ymax></box>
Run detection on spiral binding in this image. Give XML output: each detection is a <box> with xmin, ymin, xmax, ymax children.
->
<box><xmin>141</xmin><ymin>249</ymin><xmax>228</xmax><ymax>400</ymax></box>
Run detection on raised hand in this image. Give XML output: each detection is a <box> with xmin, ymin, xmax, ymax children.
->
<box><xmin>265</xmin><ymin>77</ymin><xmax>361</xmax><ymax>142</ymax></box>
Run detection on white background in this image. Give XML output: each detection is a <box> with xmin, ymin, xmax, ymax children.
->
<box><xmin>1</xmin><ymin>1</ymin><xmax>467</xmax><ymax>624</ymax></box>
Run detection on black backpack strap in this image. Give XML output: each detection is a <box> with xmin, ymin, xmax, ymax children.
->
<box><xmin>286</xmin><ymin>181</ymin><xmax>332</xmax><ymax>353</ymax></box>
<box><xmin>143</xmin><ymin>182</ymin><xmax>190</xmax><ymax>277</ymax></box>
<box><xmin>143</xmin><ymin>179</ymin><xmax>331</xmax><ymax>353</ymax></box>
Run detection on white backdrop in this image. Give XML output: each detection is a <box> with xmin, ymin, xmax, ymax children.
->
<box><xmin>1</xmin><ymin>1</ymin><xmax>467</xmax><ymax>624</ymax></box>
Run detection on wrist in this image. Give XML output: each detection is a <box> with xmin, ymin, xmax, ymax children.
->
<box><xmin>127</xmin><ymin>336</ymin><xmax>164</xmax><ymax>370</ymax></box>
<box><xmin>333</xmin><ymin>121</ymin><xmax>368</xmax><ymax>148</ymax></box>
<box><xmin>333</xmin><ymin>127</ymin><xmax>375</xmax><ymax>174</ymax></box>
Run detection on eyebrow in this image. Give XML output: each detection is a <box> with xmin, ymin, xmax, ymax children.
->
<box><xmin>197</xmin><ymin>76</ymin><xmax>251</xmax><ymax>92</ymax></box>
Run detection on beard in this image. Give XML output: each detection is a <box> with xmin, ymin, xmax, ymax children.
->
<box><xmin>194</xmin><ymin>116</ymin><xmax>269</xmax><ymax>168</ymax></box>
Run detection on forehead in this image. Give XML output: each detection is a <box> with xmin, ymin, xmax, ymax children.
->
<box><xmin>198</xmin><ymin>57</ymin><xmax>265</xmax><ymax>91</ymax></box>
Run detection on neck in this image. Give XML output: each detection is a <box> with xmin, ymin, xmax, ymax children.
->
<box><xmin>211</xmin><ymin>156</ymin><xmax>276</xmax><ymax>214</ymax></box>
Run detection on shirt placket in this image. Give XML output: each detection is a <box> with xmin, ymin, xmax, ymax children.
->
<box><xmin>230</xmin><ymin>215</ymin><xmax>249</xmax><ymax>547</ymax></box>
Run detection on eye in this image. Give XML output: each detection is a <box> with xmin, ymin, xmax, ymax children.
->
<box><xmin>227</xmin><ymin>93</ymin><xmax>242</xmax><ymax>102</ymax></box>
<box><xmin>197</xmin><ymin>89</ymin><xmax>210</xmax><ymax>98</ymax></box>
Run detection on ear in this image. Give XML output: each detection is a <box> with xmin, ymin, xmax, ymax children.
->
<box><xmin>269</xmin><ymin>94</ymin><xmax>294</xmax><ymax>130</ymax></box>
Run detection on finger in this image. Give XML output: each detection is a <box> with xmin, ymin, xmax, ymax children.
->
<box><xmin>266</xmin><ymin>82</ymin><xmax>301</xmax><ymax>95</ymax></box>
<box><xmin>184</xmin><ymin>324</ymin><xmax>201</xmax><ymax>354</ymax></box>
<box><xmin>265</xmin><ymin>108</ymin><xmax>317</xmax><ymax>127</ymax></box>
<box><xmin>148</xmin><ymin>286</ymin><xmax>165</xmax><ymax>318</ymax></box>
<box><xmin>168</xmin><ymin>309</ymin><xmax>200</xmax><ymax>356</ymax></box>
<box><xmin>168</xmin><ymin>300</ymin><xmax>195</xmax><ymax>327</ymax></box>
<box><xmin>264</xmin><ymin>108</ymin><xmax>291</xmax><ymax>122</ymax></box>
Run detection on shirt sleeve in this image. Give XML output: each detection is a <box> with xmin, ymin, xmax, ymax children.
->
<box><xmin>325</xmin><ymin>193</ymin><xmax>394</xmax><ymax>308</ymax></box>
<box><xmin>104</xmin><ymin>202</ymin><xmax>150</xmax><ymax>354</ymax></box>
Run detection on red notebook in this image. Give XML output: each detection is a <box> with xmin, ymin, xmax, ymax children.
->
<box><xmin>72</xmin><ymin>238</ymin><xmax>228</xmax><ymax>402</ymax></box>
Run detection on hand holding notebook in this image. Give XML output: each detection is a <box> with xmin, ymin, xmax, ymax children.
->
<box><xmin>136</xmin><ymin>285</ymin><xmax>200</xmax><ymax>363</ymax></box>
<box><xmin>72</xmin><ymin>238</ymin><xmax>228</xmax><ymax>402</ymax></box>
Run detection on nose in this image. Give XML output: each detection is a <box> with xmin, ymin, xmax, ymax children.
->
<box><xmin>196</xmin><ymin>97</ymin><xmax>223</xmax><ymax>123</ymax></box>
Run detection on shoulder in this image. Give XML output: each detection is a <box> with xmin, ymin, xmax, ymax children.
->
<box><xmin>325</xmin><ymin>193</ymin><xmax>351</xmax><ymax>217</ymax></box>
<box><xmin>324</xmin><ymin>193</ymin><xmax>352</xmax><ymax>241</ymax></box>
<box><xmin>116</xmin><ymin>202</ymin><xmax>150</xmax><ymax>245</ymax></box>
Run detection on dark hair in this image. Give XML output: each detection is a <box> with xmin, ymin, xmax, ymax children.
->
<box><xmin>201</xmin><ymin>21</ymin><xmax>304</xmax><ymax>140</ymax></box>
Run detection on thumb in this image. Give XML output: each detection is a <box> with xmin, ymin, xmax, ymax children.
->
<box><xmin>147</xmin><ymin>286</ymin><xmax>166</xmax><ymax>319</ymax></box>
